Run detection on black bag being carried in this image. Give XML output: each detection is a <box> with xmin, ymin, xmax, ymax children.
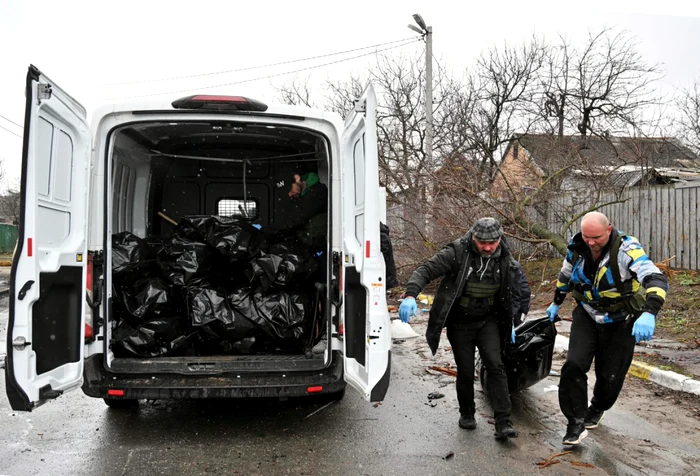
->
<box><xmin>477</xmin><ymin>316</ymin><xmax>557</xmax><ymax>394</ymax></box>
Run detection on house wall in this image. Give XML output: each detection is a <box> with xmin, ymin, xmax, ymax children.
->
<box><xmin>491</xmin><ymin>143</ymin><xmax>542</xmax><ymax>197</ymax></box>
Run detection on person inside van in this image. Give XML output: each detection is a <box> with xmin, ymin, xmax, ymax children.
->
<box><xmin>263</xmin><ymin>170</ymin><xmax>328</xmax><ymax>251</ymax></box>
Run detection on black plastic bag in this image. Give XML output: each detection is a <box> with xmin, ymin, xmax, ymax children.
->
<box><xmin>275</xmin><ymin>253</ymin><xmax>318</xmax><ymax>287</ymax></box>
<box><xmin>112</xmin><ymin>232</ymin><xmax>160</xmax><ymax>283</ymax></box>
<box><xmin>111</xmin><ymin>316</ymin><xmax>192</xmax><ymax>358</ymax></box>
<box><xmin>160</xmin><ymin>236</ymin><xmax>215</xmax><ymax>286</ymax></box>
<box><xmin>194</xmin><ymin>331</ymin><xmax>260</xmax><ymax>355</ymax></box>
<box><xmin>120</xmin><ymin>277</ymin><xmax>175</xmax><ymax>319</ymax></box>
<box><xmin>187</xmin><ymin>286</ymin><xmax>257</xmax><ymax>344</ymax></box>
<box><xmin>228</xmin><ymin>287</ymin><xmax>309</xmax><ymax>347</ymax></box>
<box><xmin>176</xmin><ymin>216</ymin><xmax>266</xmax><ymax>262</ymax></box>
<box><xmin>477</xmin><ymin>317</ymin><xmax>557</xmax><ymax>394</ymax></box>
<box><xmin>249</xmin><ymin>252</ymin><xmax>318</xmax><ymax>290</ymax></box>
<box><xmin>248</xmin><ymin>254</ymin><xmax>284</xmax><ymax>291</ymax></box>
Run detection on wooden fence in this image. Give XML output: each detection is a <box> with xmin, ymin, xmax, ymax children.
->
<box><xmin>511</xmin><ymin>185</ymin><xmax>700</xmax><ymax>270</ymax></box>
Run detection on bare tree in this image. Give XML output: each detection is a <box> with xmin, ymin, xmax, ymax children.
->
<box><xmin>324</xmin><ymin>75</ymin><xmax>366</xmax><ymax>118</ymax></box>
<box><xmin>273</xmin><ymin>76</ymin><xmax>317</xmax><ymax>108</ymax></box>
<box><xmin>572</xmin><ymin>29</ymin><xmax>662</xmax><ymax>138</ymax></box>
<box><xmin>537</xmin><ymin>35</ymin><xmax>575</xmax><ymax>137</ymax></box>
<box><xmin>676</xmin><ymin>79</ymin><xmax>700</xmax><ymax>156</ymax></box>
<box><xmin>0</xmin><ymin>182</ymin><xmax>20</xmax><ymax>225</ymax></box>
<box><xmin>464</xmin><ymin>38</ymin><xmax>545</xmax><ymax>172</ymax></box>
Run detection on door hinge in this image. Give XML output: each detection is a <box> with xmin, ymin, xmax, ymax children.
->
<box><xmin>12</xmin><ymin>336</ymin><xmax>31</xmax><ymax>350</ymax></box>
<box><xmin>353</xmin><ymin>98</ymin><xmax>366</xmax><ymax>114</ymax></box>
<box><xmin>37</xmin><ymin>83</ymin><xmax>52</xmax><ymax>104</ymax></box>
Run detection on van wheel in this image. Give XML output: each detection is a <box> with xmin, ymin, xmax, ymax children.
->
<box><xmin>103</xmin><ymin>398</ymin><xmax>138</xmax><ymax>409</ymax></box>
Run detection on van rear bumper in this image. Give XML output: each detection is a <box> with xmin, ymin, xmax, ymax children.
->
<box><xmin>81</xmin><ymin>353</ymin><xmax>346</xmax><ymax>400</ymax></box>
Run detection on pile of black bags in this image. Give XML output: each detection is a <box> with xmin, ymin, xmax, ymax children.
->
<box><xmin>111</xmin><ymin>217</ymin><xmax>321</xmax><ymax>358</ymax></box>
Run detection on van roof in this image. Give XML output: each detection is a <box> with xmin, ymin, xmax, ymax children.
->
<box><xmin>91</xmin><ymin>97</ymin><xmax>344</xmax><ymax>126</ymax></box>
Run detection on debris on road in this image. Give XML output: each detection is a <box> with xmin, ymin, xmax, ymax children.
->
<box><xmin>571</xmin><ymin>461</ymin><xmax>596</xmax><ymax>468</ymax></box>
<box><xmin>427</xmin><ymin>392</ymin><xmax>445</xmax><ymax>400</ymax></box>
<box><xmin>428</xmin><ymin>366</ymin><xmax>458</xmax><ymax>377</ymax></box>
<box><xmin>536</xmin><ymin>451</ymin><xmax>571</xmax><ymax>469</ymax></box>
<box><xmin>442</xmin><ymin>451</ymin><xmax>455</xmax><ymax>461</ymax></box>
<box><xmin>303</xmin><ymin>400</ymin><xmax>336</xmax><ymax>420</ymax></box>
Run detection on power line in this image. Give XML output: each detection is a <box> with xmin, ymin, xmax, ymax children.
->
<box><xmin>0</xmin><ymin>124</ymin><xmax>22</xmax><ymax>138</ymax></box>
<box><xmin>102</xmin><ymin>36</ymin><xmax>421</xmax><ymax>86</ymax></box>
<box><xmin>103</xmin><ymin>38</ymin><xmax>421</xmax><ymax>101</ymax></box>
<box><xmin>0</xmin><ymin>114</ymin><xmax>23</xmax><ymax>129</ymax></box>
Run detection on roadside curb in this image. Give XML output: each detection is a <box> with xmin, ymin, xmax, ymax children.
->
<box><xmin>555</xmin><ymin>334</ymin><xmax>700</xmax><ymax>397</ymax></box>
<box><xmin>0</xmin><ymin>287</ymin><xmax>9</xmax><ymax>298</ymax></box>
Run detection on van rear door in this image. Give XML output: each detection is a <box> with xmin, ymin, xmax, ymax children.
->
<box><xmin>340</xmin><ymin>84</ymin><xmax>391</xmax><ymax>402</ymax></box>
<box><xmin>5</xmin><ymin>65</ymin><xmax>90</xmax><ymax>411</ymax></box>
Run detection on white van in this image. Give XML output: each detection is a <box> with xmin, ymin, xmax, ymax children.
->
<box><xmin>5</xmin><ymin>65</ymin><xmax>392</xmax><ymax>411</ymax></box>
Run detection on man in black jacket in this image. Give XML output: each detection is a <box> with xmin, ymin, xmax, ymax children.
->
<box><xmin>263</xmin><ymin>171</ymin><xmax>328</xmax><ymax>251</ymax></box>
<box><xmin>399</xmin><ymin>217</ymin><xmax>531</xmax><ymax>440</ymax></box>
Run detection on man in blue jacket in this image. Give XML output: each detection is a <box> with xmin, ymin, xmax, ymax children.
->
<box><xmin>547</xmin><ymin>211</ymin><xmax>669</xmax><ymax>446</ymax></box>
<box><xmin>399</xmin><ymin>217</ymin><xmax>531</xmax><ymax>440</ymax></box>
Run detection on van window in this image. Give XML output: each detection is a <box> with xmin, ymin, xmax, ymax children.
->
<box><xmin>217</xmin><ymin>198</ymin><xmax>258</xmax><ymax>220</ymax></box>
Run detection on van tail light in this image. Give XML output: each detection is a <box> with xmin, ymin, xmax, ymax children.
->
<box><xmin>339</xmin><ymin>323</ymin><xmax>344</xmax><ymax>337</ymax></box>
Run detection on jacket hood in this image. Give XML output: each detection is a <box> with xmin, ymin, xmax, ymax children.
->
<box><xmin>301</xmin><ymin>172</ymin><xmax>320</xmax><ymax>196</ymax></box>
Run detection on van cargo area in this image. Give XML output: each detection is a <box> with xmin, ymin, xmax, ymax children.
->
<box><xmin>104</xmin><ymin>120</ymin><xmax>332</xmax><ymax>374</ymax></box>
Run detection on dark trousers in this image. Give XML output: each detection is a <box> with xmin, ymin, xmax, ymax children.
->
<box><xmin>446</xmin><ymin>317</ymin><xmax>512</xmax><ymax>424</ymax></box>
<box><xmin>559</xmin><ymin>305</ymin><xmax>636</xmax><ymax>424</ymax></box>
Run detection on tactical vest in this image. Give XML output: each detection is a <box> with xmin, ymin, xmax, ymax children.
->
<box><xmin>458</xmin><ymin>260</ymin><xmax>501</xmax><ymax>317</ymax></box>
<box><xmin>569</xmin><ymin>233</ymin><xmax>645</xmax><ymax>317</ymax></box>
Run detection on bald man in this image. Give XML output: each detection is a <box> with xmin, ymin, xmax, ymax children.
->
<box><xmin>546</xmin><ymin>212</ymin><xmax>668</xmax><ymax>446</ymax></box>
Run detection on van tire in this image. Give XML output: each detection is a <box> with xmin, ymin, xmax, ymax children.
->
<box><xmin>103</xmin><ymin>398</ymin><xmax>138</xmax><ymax>409</ymax></box>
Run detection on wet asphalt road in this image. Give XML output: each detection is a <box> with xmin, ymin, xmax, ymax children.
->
<box><xmin>2</xmin><ymin>297</ymin><xmax>700</xmax><ymax>475</ymax></box>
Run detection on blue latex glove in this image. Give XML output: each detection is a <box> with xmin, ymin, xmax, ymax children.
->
<box><xmin>399</xmin><ymin>297</ymin><xmax>418</xmax><ymax>323</ymax></box>
<box><xmin>511</xmin><ymin>324</ymin><xmax>516</xmax><ymax>344</ymax></box>
<box><xmin>632</xmin><ymin>312</ymin><xmax>655</xmax><ymax>343</ymax></box>
<box><xmin>546</xmin><ymin>303</ymin><xmax>560</xmax><ymax>322</ymax></box>
<box><xmin>252</xmin><ymin>224</ymin><xmax>262</xmax><ymax>230</ymax></box>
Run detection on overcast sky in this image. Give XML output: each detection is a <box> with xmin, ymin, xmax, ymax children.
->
<box><xmin>0</xmin><ymin>0</ymin><xmax>699</xmax><ymax>190</ymax></box>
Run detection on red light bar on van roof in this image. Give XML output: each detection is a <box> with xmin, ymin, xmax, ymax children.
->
<box><xmin>172</xmin><ymin>95</ymin><xmax>268</xmax><ymax>112</ymax></box>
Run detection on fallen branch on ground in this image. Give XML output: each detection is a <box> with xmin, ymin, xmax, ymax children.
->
<box><xmin>428</xmin><ymin>366</ymin><xmax>458</xmax><ymax>377</ymax></box>
<box><xmin>536</xmin><ymin>451</ymin><xmax>572</xmax><ymax>469</ymax></box>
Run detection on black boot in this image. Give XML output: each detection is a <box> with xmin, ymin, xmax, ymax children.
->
<box><xmin>458</xmin><ymin>414</ymin><xmax>476</xmax><ymax>430</ymax></box>
<box><xmin>494</xmin><ymin>420</ymin><xmax>518</xmax><ymax>440</ymax></box>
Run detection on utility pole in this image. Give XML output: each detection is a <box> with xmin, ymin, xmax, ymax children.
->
<box><xmin>409</xmin><ymin>14</ymin><xmax>433</xmax><ymax>164</ymax></box>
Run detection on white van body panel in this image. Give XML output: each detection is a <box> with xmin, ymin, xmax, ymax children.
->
<box><xmin>8</xmin><ymin>65</ymin><xmax>392</xmax><ymax>410</ymax></box>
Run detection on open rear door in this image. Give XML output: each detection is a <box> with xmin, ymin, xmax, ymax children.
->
<box><xmin>5</xmin><ymin>65</ymin><xmax>90</xmax><ymax>411</ymax></box>
<box><xmin>340</xmin><ymin>84</ymin><xmax>391</xmax><ymax>402</ymax></box>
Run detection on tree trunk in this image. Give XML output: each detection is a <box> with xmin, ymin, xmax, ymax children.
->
<box><xmin>512</xmin><ymin>216</ymin><xmax>569</xmax><ymax>256</ymax></box>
